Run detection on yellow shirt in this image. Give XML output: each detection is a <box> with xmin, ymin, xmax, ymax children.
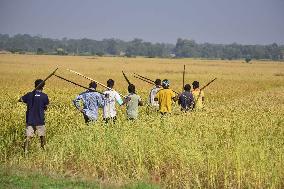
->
<box><xmin>192</xmin><ymin>89</ymin><xmax>205</xmax><ymax>109</ymax></box>
<box><xmin>155</xmin><ymin>89</ymin><xmax>176</xmax><ymax>113</ymax></box>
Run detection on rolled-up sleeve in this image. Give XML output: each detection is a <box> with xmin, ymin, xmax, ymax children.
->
<box><xmin>115</xmin><ymin>92</ymin><xmax>123</xmax><ymax>105</ymax></box>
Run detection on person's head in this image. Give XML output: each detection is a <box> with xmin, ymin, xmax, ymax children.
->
<box><xmin>89</xmin><ymin>81</ymin><xmax>97</xmax><ymax>89</ymax></box>
<box><xmin>184</xmin><ymin>84</ymin><xmax>191</xmax><ymax>91</ymax></box>
<box><xmin>128</xmin><ymin>84</ymin><xmax>136</xmax><ymax>93</ymax></box>
<box><xmin>107</xmin><ymin>79</ymin><xmax>114</xmax><ymax>88</ymax></box>
<box><xmin>162</xmin><ymin>79</ymin><xmax>170</xmax><ymax>89</ymax></box>
<box><xmin>192</xmin><ymin>81</ymin><xmax>199</xmax><ymax>89</ymax></box>
<box><xmin>35</xmin><ymin>79</ymin><xmax>45</xmax><ymax>90</ymax></box>
<box><xmin>154</xmin><ymin>79</ymin><xmax>161</xmax><ymax>87</ymax></box>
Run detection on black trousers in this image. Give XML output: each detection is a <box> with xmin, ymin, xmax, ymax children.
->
<box><xmin>83</xmin><ymin>114</ymin><xmax>93</xmax><ymax>124</ymax></box>
<box><xmin>103</xmin><ymin>116</ymin><xmax>117</xmax><ymax>124</ymax></box>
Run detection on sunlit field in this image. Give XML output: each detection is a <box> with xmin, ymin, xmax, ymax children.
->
<box><xmin>0</xmin><ymin>54</ymin><xmax>283</xmax><ymax>188</ymax></box>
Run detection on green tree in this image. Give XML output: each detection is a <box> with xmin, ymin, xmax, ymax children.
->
<box><xmin>56</xmin><ymin>48</ymin><xmax>65</xmax><ymax>55</ymax></box>
<box><xmin>245</xmin><ymin>55</ymin><xmax>252</xmax><ymax>63</ymax></box>
<box><xmin>37</xmin><ymin>48</ymin><xmax>44</xmax><ymax>55</ymax></box>
<box><xmin>174</xmin><ymin>38</ymin><xmax>198</xmax><ymax>57</ymax></box>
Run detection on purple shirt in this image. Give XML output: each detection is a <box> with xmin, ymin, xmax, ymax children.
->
<box><xmin>178</xmin><ymin>91</ymin><xmax>194</xmax><ymax>110</ymax></box>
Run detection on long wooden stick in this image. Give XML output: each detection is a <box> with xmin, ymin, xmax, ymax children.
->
<box><xmin>30</xmin><ymin>68</ymin><xmax>58</xmax><ymax>107</ymax></box>
<box><xmin>134</xmin><ymin>75</ymin><xmax>155</xmax><ymax>85</ymax></box>
<box><xmin>54</xmin><ymin>74</ymin><xmax>103</xmax><ymax>94</ymax></box>
<box><xmin>134</xmin><ymin>73</ymin><xmax>155</xmax><ymax>83</ymax></box>
<box><xmin>182</xmin><ymin>65</ymin><xmax>185</xmax><ymax>91</ymax></box>
<box><xmin>194</xmin><ymin>78</ymin><xmax>217</xmax><ymax>106</ymax></box>
<box><xmin>134</xmin><ymin>75</ymin><xmax>179</xmax><ymax>95</ymax></box>
<box><xmin>122</xmin><ymin>71</ymin><xmax>132</xmax><ymax>85</ymax></box>
<box><xmin>200</xmin><ymin>78</ymin><xmax>217</xmax><ymax>90</ymax></box>
<box><xmin>34</xmin><ymin>68</ymin><xmax>58</xmax><ymax>91</ymax></box>
<box><xmin>67</xmin><ymin>69</ymin><xmax>125</xmax><ymax>97</ymax></box>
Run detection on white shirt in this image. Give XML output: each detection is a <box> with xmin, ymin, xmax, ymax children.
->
<box><xmin>149</xmin><ymin>86</ymin><xmax>161</xmax><ymax>106</ymax></box>
<box><xmin>103</xmin><ymin>89</ymin><xmax>123</xmax><ymax>118</ymax></box>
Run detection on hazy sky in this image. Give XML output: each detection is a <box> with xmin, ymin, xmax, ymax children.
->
<box><xmin>0</xmin><ymin>0</ymin><xmax>283</xmax><ymax>44</ymax></box>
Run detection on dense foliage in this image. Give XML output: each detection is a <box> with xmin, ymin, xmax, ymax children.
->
<box><xmin>0</xmin><ymin>34</ymin><xmax>283</xmax><ymax>60</ymax></box>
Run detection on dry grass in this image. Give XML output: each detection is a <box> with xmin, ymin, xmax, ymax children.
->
<box><xmin>0</xmin><ymin>54</ymin><xmax>284</xmax><ymax>188</ymax></box>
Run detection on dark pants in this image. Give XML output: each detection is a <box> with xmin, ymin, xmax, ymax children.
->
<box><xmin>83</xmin><ymin>114</ymin><xmax>96</xmax><ymax>124</ymax></box>
<box><xmin>128</xmin><ymin>117</ymin><xmax>135</xmax><ymax>121</ymax></box>
<box><xmin>160</xmin><ymin>112</ymin><xmax>168</xmax><ymax>116</ymax></box>
<box><xmin>103</xmin><ymin>116</ymin><xmax>117</xmax><ymax>124</ymax></box>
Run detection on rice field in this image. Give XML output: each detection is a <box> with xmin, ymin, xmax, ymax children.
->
<box><xmin>0</xmin><ymin>54</ymin><xmax>283</xmax><ymax>188</ymax></box>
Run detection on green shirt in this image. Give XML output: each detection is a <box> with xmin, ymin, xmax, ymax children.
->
<box><xmin>126</xmin><ymin>93</ymin><xmax>141</xmax><ymax>119</ymax></box>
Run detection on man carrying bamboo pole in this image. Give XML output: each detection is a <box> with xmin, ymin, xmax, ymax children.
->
<box><xmin>178</xmin><ymin>84</ymin><xmax>194</xmax><ymax>112</ymax></box>
<box><xmin>73</xmin><ymin>82</ymin><xmax>105</xmax><ymax>124</ymax></box>
<box><xmin>125</xmin><ymin>84</ymin><xmax>143</xmax><ymax>120</ymax></box>
<box><xmin>19</xmin><ymin>79</ymin><xmax>49</xmax><ymax>152</ymax></box>
<box><xmin>192</xmin><ymin>81</ymin><xmax>205</xmax><ymax>110</ymax></box>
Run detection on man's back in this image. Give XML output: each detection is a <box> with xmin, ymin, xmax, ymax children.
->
<box><xmin>126</xmin><ymin>93</ymin><xmax>141</xmax><ymax>119</ymax></box>
<box><xmin>192</xmin><ymin>89</ymin><xmax>204</xmax><ymax>109</ymax></box>
<box><xmin>22</xmin><ymin>90</ymin><xmax>49</xmax><ymax>126</ymax></box>
<box><xmin>74</xmin><ymin>90</ymin><xmax>104</xmax><ymax>120</ymax></box>
<box><xmin>103</xmin><ymin>90</ymin><xmax>123</xmax><ymax>118</ymax></box>
<box><xmin>156</xmin><ymin>89</ymin><xmax>176</xmax><ymax>113</ymax></box>
<box><xmin>179</xmin><ymin>91</ymin><xmax>194</xmax><ymax>110</ymax></box>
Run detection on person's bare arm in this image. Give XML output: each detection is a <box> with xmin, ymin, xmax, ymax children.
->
<box><xmin>172</xmin><ymin>95</ymin><xmax>178</xmax><ymax>102</ymax></box>
<box><xmin>121</xmin><ymin>96</ymin><xmax>131</xmax><ymax>106</ymax></box>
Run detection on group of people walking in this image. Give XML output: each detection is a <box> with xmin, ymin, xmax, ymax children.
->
<box><xmin>19</xmin><ymin>77</ymin><xmax>205</xmax><ymax>152</ymax></box>
<box><xmin>150</xmin><ymin>79</ymin><xmax>204</xmax><ymax>113</ymax></box>
<box><xmin>73</xmin><ymin>78</ymin><xmax>205</xmax><ymax>123</ymax></box>
<box><xmin>73</xmin><ymin>79</ymin><xmax>143</xmax><ymax>124</ymax></box>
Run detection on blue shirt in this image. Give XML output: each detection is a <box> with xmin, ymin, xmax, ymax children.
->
<box><xmin>21</xmin><ymin>90</ymin><xmax>49</xmax><ymax>126</ymax></box>
<box><xmin>178</xmin><ymin>91</ymin><xmax>194</xmax><ymax>110</ymax></box>
<box><xmin>73</xmin><ymin>90</ymin><xmax>104</xmax><ymax>121</ymax></box>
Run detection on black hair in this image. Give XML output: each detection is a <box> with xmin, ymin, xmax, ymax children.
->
<box><xmin>89</xmin><ymin>81</ymin><xmax>97</xmax><ymax>89</ymax></box>
<box><xmin>154</xmin><ymin>79</ymin><xmax>161</xmax><ymax>86</ymax></box>
<box><xmin>184</xmin><ymin>84</ymin><xmax>191</xmax><ymax>91</ymax></box>
<box><xmin>107</xmin><ymin>79</ymin><xmax>114</xmax><ymax>88</ymax></box>
<box><xmin>192</xmin><ymin>81</ymin><xmax>199</xmax><ymax>89</ymax></box>
<box><xmin>128</xmin><ymin>84</ymin><xmax>136</xmax><ymax>93</ymax></box>
<box><xmin>35</xmin><ymin>79</ymin><xmax>45</xmax><ymax>90</ymax></box>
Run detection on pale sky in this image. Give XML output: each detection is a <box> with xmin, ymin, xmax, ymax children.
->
<box><xmin>0</xmin><ymin>0</ymin><xmax>283</xmax><ymax>44</ymax></box>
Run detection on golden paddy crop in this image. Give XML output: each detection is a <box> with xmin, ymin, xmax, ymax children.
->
<box><xmin>0</xmin><ymin>54</ymin><xmax>283</xmax><ymax>188</ymax></box>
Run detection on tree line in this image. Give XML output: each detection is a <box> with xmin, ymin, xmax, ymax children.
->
<box><xmin>0</xmin><ymin>34</ymin><xmax>283</xmax><ymax>60</ymax></box>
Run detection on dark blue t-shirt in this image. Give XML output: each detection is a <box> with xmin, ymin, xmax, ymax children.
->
<box><xmin>22</xmin><ymin>90</ymin><xmax>49</xmax><ymax>126</ymax></box>
<box><xmin>178</xmin><ymin>91</ymin><xmax>194</xmax><ymax>110</ymax></box>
